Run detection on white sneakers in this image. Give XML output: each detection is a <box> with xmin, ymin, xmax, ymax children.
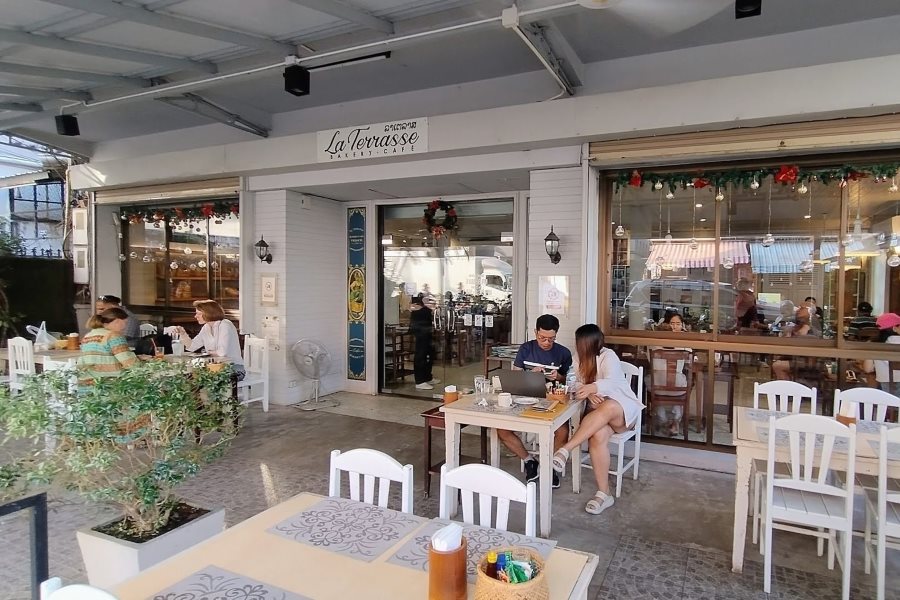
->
<box><xmin>428</xmin><ymin>378</ymin><xmax>441</xmax><ymax>384</ymax></box>
<box><xmin>415</xmin><ymin>382</ymin><xmax>434</xmax><ymax>390</ymax></box>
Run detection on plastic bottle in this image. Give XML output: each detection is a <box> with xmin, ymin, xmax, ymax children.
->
<box><xmin>495</xmin><ymin>552</ymin><xmax>507</xmax><ymax>580</ymax></box>
<box><xmin>485</xmin><ymin>551</ymin><xmax>498</xmax><ymax>579</ymax></box>
<box><xmin>566</xmin><ymin>370</ymin><xmax>577</xmax><ymax>400</ymax></box>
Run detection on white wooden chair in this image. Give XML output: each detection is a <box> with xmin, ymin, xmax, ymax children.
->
<box><xmin>41</xmin><ymin>577</ymin><xmax>118</xmax><ymax>600</ymax></box>
<box><xmin>751</xmin><ymin>380</ymin><xmax>818</xmax><ymax>546</ymax></box>
<box><xmin>8</xmin><ymin>336</ymin><xmax>36</xmax><ymax>392</ymax></box>
<box><xmin>139</xmin><ymin>323</ymin><xmax>157</xmax><ymax>337</ymax></box>
<box><xmin>760</xmin><ymin>414</ymin><xmax>856</xmax><ymax>599</ymax></box>
<box><xmin>439</xmin><ymin>463</ymin><xmax>537</xmax><ymax>537</ymax></box>
<box><xmin>579</xmin><ymin>363</ymin><xmax>645</xmax><ymax>497</ymax></box>
<box><xmin>834</xmin><ymin>387</ymin><xmax>900</xmax><ymax>423</ymax></box>
<box><xmin>237</xmin><ymin>336</ymin><xmax>268</xmax><ymax>412</ymax></box>
<box><xmin>329</xmin><ymin>448</ymin><xmax>414</xmax><ymax>514</ymax></box>
<box><xmin>863</xmin><ymin>425</ymin><xmax>900</xmax><ymax>600</ymax></box>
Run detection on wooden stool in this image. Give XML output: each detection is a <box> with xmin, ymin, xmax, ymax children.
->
<box><xmin>421</xmin><ymin>406</ymin><xmax>488</xmax><ymax>498</ymax></box>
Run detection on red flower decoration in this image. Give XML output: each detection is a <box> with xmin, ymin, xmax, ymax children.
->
<box><xmin>774</xmin><ymin>165</ymin><xmax>799</xmax><ymax>185</ymax></box>
<box><xmin>692</xmin><ymin>178</ymin><xmax>710</xmax><ymax>189</ymax></box>
<box><xmin>629</xmin><ymin>170</ymin><xmax>642</xmax><ymax>187</ymax></box>
<box><xmin>201</xmin><ymin>204</ymin><xmax>214</xmax><ymax>218</ymax></box>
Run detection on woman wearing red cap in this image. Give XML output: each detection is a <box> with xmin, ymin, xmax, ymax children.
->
<box><xmin>866</xmin><ymin>313</ymin><xmax>900</xmax><ymax>395</ymax></box>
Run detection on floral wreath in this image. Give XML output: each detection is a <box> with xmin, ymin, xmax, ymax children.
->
<box><xmin>422</xmin><ymin>200</ymin><xmax>458</xmax><ymax>237</ymax></box>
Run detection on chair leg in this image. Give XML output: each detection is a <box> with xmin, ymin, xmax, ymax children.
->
<box><xmin>827</xmin><ymin>529</ymin><xmax>835</xmax><ymax>570</ymax></box>
<box><xmin>763</xmin><ymin>517</ymin><xmax>773</xmax><ymax>594</ymax></box>
<box><xmin>877</xmin><ymin>529</ymin><xmax>887</xmax><ymax>600</ymax></box>
<box><xmin>841</xmin><ymin>530</ymin><xmax>852</xmax><ymax>600</ymax></box>
<box><xmin>633</xmin><ymin>419</ymin><xmax>641</xmax><ymax>480</ymax></box>
<box><xmin>752</xmin><ymin>472</ymin><xmax>760</xmax><ymax>546</ymax></box>
<box><xmin>615</xmin><ymin>442</ymin><xmax>625</xmax><ymax>498</ymax></box>
<box><xmin>817</xmin><ymin>528</ymin><xmax>825</xmax><ymax>557</ymax></box>
<box><xmin>864</xmin><ymin>505</ymin><xmax>873</xmax><ymax>575</ymax></box>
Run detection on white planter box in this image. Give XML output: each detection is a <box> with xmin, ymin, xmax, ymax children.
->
<box><xmin>76</xmin><ymin>506</ymin><xmax>225</xmax><ymax>590</ymax></box>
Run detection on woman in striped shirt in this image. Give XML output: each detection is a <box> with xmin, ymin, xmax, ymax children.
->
<box><xmin>77</xmin><ymin>307</ymin><xmax>139</xmax><ymax>384</ymax></box>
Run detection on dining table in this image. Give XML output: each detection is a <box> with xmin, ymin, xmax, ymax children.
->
<box><xmin>730</xmin><ymin>406</ymin><xmax>900</xmax><ymax>573</ymax></box>
<box><xmin>113</xmin><ymin>492</ymin><xmax>600</xmax><ymax>600</ymax></box>
<box><xmin>442</xmin><ymin>393</ymin><xmax>584</xmax><ymax>538</ymax></box>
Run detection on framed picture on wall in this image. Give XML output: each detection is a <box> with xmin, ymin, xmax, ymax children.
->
<box><xmin>260</xmin><ymin>274</ymin><xmax>277</xmax><ymax>306</ymax></box>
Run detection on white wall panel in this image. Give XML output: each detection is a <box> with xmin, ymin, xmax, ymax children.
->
<box><xmin>527</xmin><ymin>167</ymin><xmax>585</xmax><ymax>353</ymax></box>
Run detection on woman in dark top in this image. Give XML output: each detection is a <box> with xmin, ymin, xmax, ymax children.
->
<box><xmin>409</xmin><ymin>294</ymin><xmax>437</xmax><ymax>390</ymax></box>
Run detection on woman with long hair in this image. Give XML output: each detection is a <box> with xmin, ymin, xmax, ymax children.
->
<box><xmin>77</xmin><ymin>307</ymin><xmax>139</xmax><ymax>384</ymax></box>
<box><xmin>551</xmin><ymin>324</ymin><xmax>643</xmax><ymax>515</ymax></box>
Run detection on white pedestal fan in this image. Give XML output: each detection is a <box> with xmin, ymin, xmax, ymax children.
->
<box><xmin>290</xmin><ymin>339</ymin><xmax>339</xmax><ymax>411</ymax></box>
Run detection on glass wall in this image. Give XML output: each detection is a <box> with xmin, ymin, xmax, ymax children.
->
<box><xmin>605</xmin><ymin>160</ymin><xmax>900</xmax><ymax>447</ymax></box>
<box><xmin>380</xmin><ymin>199</ymin><xmax>514</xmax><ymax>399</ymax></box>
<box><xmin>122</xmin><ymin>200</ymin><xmax>240</xmax><ymax>327</ymax></box>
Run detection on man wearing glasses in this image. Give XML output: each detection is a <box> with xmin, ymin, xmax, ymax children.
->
<box><xmin>497</xmin><ymin>314</ymin><xmax>572</xmax><ymax>488</ymax></box>
<box><xmin>95</xmin><ymin>294</ymin><xmax>141</xmax><ymax>346</ymax></box>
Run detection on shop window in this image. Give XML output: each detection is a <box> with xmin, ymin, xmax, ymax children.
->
<box><xmin>121</xmin><ymin>200</ymin><xmax>240</xmax><ymax>319</ymax></box>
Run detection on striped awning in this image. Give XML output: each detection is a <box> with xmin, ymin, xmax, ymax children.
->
<box><xmin>646</xmin><ymin>240</ymin><xmax>750</xmax><ymax>270</ymax></box>
<box><xmin>820</xmin><ymin>235</ymin><xmax>882</xmax><ymax>260</ymax></box>
<box><xmin>749</xmin><ymin>240</ymin><xmax>813</xmax><ymax>273</ymax></box>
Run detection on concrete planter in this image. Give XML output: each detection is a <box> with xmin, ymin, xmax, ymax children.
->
<box><xmin>76</xmin><ymin>506</ymin><xmax>225</xmax><ymax>590</ymax></box>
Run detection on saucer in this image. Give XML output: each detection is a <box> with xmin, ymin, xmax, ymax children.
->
<box><xmin>513</xmin><ymin>397</ymin><xmax>538</xmax><ymax>406</ymax></box>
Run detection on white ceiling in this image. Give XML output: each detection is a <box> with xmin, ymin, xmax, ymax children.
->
<box><xmin>2</xmin><ymin>0</ymin><xmax>900</xmax><ymax>201</ymax></box>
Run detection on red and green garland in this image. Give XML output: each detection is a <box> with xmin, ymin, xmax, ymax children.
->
<box><xmin>616</xmin><ymin>163</ymin><xmax>900</xmax><ymax>193</ymax></box>
<box><xmin>120</xmin><ymin>200</ymin><xmax>239</xmax><ymax>227</ymax></box>
<box><xmin>423</xmin><ymin>200</ymin><xmax>459</xmax><ymax>237</ymax></box>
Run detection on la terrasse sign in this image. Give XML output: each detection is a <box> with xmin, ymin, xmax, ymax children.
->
<box><xmin>317</xmin><ymin>118</ymin><xmax>428</xmax><ymax>163</ymax></box>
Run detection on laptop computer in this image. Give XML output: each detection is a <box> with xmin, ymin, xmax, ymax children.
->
<box><xmin>499</xmin><ymin>370</ymin><xmax>549</xmax><ymax>398</ymax></box>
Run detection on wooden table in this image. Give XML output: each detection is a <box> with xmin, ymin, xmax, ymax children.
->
<box><xmin>730</xmin><ymin>406</ymin><xmax>900</xmax><ymax>573</ymax></box>
<box><xmin>442</xmin><ymin>394</ymin><xmax>584</xmax><ymax>538</ymax></box>
<box><xmin>113</xmin><ymin>492</ymin><xmax>599</xmax><ymax>600</ymax></box>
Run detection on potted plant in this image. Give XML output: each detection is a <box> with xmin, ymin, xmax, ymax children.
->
<box><xmin>0</xmin><ymin>359</ymin><xmax>240</xmax><ymax>589</ymax></box>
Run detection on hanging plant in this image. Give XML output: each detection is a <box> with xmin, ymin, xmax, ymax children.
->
<box><xmin>422</xmin><ymin>200</ymin><xmax>459</xmax><ymax>238</ymax></box>
<box><xmin>120</xmin><ymin>200</ymin><xmax>239</xmax><ymax>227</ymax></box>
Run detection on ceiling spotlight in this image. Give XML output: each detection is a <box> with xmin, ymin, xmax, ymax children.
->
<box><xmin>735</xmin><ymin>0</ymin><xmax>762</xmax><ymax>19</ymax></box>
<box><xmin>55</xmin><ymin>114</ymin><xmax>80</xmax><ymax>136</ymax></box>
<box><xmin>283</xmin><ymin>65</ymin><xmax>310</xmax><ymax>97</ymax></box>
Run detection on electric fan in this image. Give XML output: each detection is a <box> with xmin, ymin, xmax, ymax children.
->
<box><xmin>290</xmin><ymin>339</ymin><xmax>338</xmax><ymax>411</ymax></box>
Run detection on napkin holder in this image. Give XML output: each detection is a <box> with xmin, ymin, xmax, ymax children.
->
<box><xmin>428</xmin><ymin>536</ymin><xmax>467</xmax><ymax>600</ymax></box>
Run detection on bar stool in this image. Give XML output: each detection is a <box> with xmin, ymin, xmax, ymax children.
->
<box><xmin>421</xmin><ymin>406</ymin><xmax>488</xmax><ymax>498</ymax></box>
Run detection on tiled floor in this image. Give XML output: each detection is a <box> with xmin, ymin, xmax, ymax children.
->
<box><xmin>1</xmin><ymin>392</ymin><xmax>897</xmax><ymax>599</ymax></box>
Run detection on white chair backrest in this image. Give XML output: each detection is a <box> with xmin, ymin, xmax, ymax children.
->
<box><xmin>754</xmin><ymin>380</ymin><xmax>817</xmax><ymax>413</ymax></box>
<box><xmin>8</xmin><ymin>336</ymin><xmax>35</xmax><ymax>389</ymax></box>
<box><xmin>439</xmin><ymin>463</ymin><xmax>537</xmax><ymax>537</ymax></box>
<box><xmin>41</xmin><ymin>578</ymin><xmax>118</xmax><ymax>600</ymax></box>
<box><xmin>139</xmin><ymin>323</ymin><xmax>157</xmax><ymax>336</ymax></box>
<box><xmin>834</xmin><ymin>387</ymin><xmax>900</xmax><ymax>422</ymax></box>
<box><xmin>621</xmin><ymin>362</ymin><xmax>644</xmax><ymax>402</ymax></box>
<box><xmin>43</xmin><ymin>358</ymin><xmax>78</xmax><ymax>394</ymax></box>
<box><xmin>329</xmin><ymin>448</ymin><xmax>414</xmax><ymax>513</ymax></box>
<box><xmin>766</xmin><ymin>414</ymin><xmax>855</xmax><ymax>501</ymax></box>
<box><xmin>243</xmin><ymin>336</ymin><xmax>268</xmax><ymax>377</ymax></box>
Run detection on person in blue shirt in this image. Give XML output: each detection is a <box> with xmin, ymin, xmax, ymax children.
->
<box><xmin>498</xmin><ymin>314</ymin><xmax>572</xmax><ymax>488</ymax></box>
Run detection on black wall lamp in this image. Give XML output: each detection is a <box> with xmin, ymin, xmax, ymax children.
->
<box><xmin>254</xmin><ymin>235</ymin><xmax>273</xmax><ymax>263</ymax></box>
<box><xmin>544</xmin><ymin>226</ymin><xmax>561</xmax><ymax>264</ymax></box>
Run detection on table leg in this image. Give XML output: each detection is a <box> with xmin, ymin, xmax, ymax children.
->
<box><xmin>424</xmin><ymin>419</ymin><xmax>433</xmax><ymax>498</ymax></box>
<box><xmin>695</xmin><ymin>373</ymin><xmax>705</xmax><ymax>434</ymax></box>
<box><xmin>480</xmin><ymin>427</ymin><xmax>488</xmax><ymax>463</ymax></box>
<box><xmin>444</xmin><ymin>418</ymin><xmax>461</xmax><ymax>517</ymax></box>
<box><xmin>727</xmin><ymin>377</ymin><xmax>736</xmax><ymax>431</ymax></box>
<box><xmin>538</xmin><ymin>429</ymin><xmax>553</xmax><ymax>538</ymax></box>
<box><xmin>570</xmin><ymin>410</ymin><xmax>582</xmax><ymax>494</ymax></box>
<box><xmin>489</xmin><ymin>428</ymin><xmax>500</xmax><ymax>468</ymax></box>
<box><xmin>732</xmin><ymin>451</ymin><xmax>752</xmax><ymax>573</ymax></box>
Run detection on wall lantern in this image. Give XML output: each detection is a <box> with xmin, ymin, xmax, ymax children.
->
<box><xmin>544</xmin><ymin>226</ymin><xmax>561</xmax><ymax>264</ymax></box>
<box><xmin>254</xmin><ymin>235</ymin><xmax>273</xmax><ymax>263</ymax></box>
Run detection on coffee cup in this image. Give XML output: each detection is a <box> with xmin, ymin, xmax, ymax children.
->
<box><xmin>497</xmin><ymin>392</ymin><xmax>513</xmax><ymax>408</ymax></box>
<box><xmin>67</xmin><ymin>333</ymin><xmax>80</xmax><ymax>351</ymax></box>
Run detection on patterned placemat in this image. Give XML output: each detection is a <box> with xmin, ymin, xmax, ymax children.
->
<box><xmin>148</xmin><ymin>565</ymin><xmax>311</xmax><ymax>600</ymax></box>
<box><xmin>386</xmin><ymin>520</ymin><xmax>556</xmax><ymax>582</ymax></box>
<box><xmin>745</xmin><ymin>409</ymin><xmax>790</xmax><ymax>422</ymax></box>
<box><xmin>855</xmin><ymin>420</ymin><xmax>900</xmax><ymax>434</ymax></box>
<box><xmin>268</xmin><ymin>497</ymin><xmax>424</xmax><ymax>562</ymax></box>
<box><xmin>467</xmin><ymin>401</ymin><xmax>527</xmax><ymax>415</ymax></box>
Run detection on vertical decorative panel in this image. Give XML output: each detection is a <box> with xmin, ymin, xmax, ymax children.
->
<box><xmin>347</xmin><ymin>208</ymin><xmax>366</xmax><ymax>380</ymax></box>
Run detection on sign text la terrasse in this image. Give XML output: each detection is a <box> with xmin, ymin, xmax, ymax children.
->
<box><xmin>317</xmin><ymin>118</ymin><xmax>428</xmax><ymax>163</ymax></box>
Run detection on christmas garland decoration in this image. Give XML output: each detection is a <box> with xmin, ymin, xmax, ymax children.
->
<box><xmin>422</xmin><ymin>200</ymin><xmax>459</xmax><ymax>237</ymax></box>
<box><xmin>615</xmin><ymin>163</ymin><xmax>900</xmax><ymax>193</ymax></box>
<box><xmin>119</xmin><ymin>200</ymin><xmax>239</xmax><ymax>228</ymax></box>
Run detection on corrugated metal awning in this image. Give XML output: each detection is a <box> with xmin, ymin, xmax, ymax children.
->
<box><xmin>750</xmin><ymin>240</ymin><xmax>813</xmax><ymax>273</ymax></box>
<box><xmin>646</xmin><ymin>240</ymin><xmax>750</xmax><ymax>270</ymax></box>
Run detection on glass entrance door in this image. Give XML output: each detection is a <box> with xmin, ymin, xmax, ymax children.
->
<box><xmin>380</xmin><ymin>200</ymin><xmax>514</xmax><ymax>399</ymax></box>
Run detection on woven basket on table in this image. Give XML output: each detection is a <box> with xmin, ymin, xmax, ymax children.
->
<box><xmin>545</xmin><ymin>392</ymin><xmax>567</xmax><ymax>404</ymax></box>
<box><xmin>473</xmin><ymin>547</ymin><xmax>549</xmax><ymax>600</ymax></box>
